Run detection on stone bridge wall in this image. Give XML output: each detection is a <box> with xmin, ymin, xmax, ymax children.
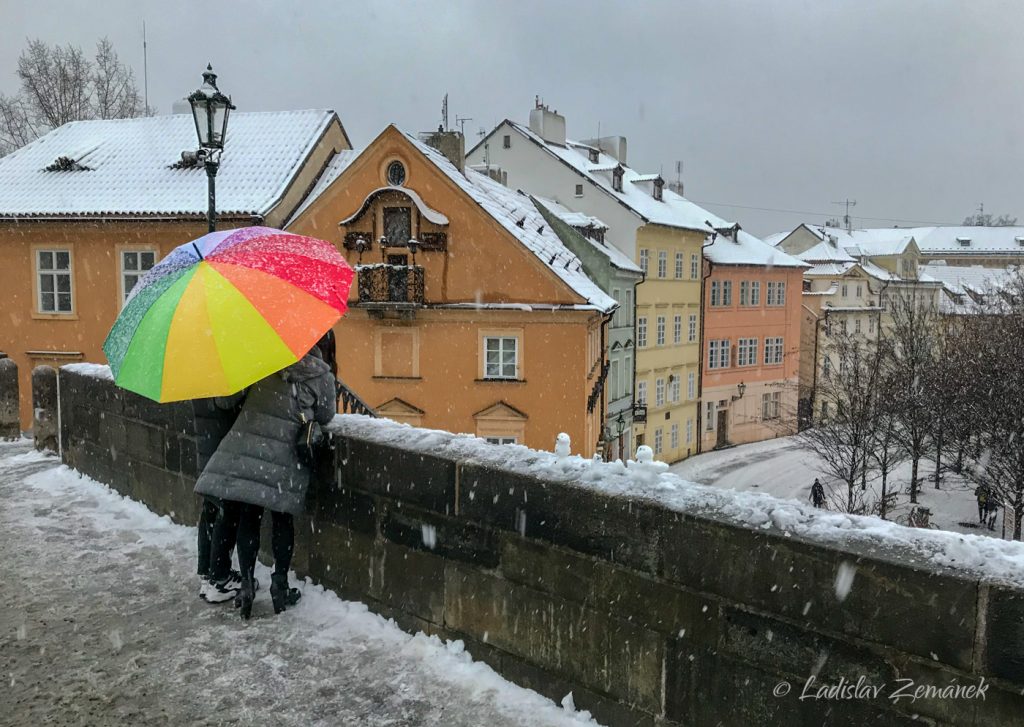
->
<box><xmin>30</xmin><ymin>365</ymin><xmax>1024</xmax><ymax>727</ymax></box>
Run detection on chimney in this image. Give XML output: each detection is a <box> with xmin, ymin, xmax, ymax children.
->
<box><xmin>529</xmin><ymin>101</ymin><xmax>567</xmax><ymax>146</ymax></box>
<box><xmin>421</xmin><ymin>128</ymin><xmax>465</xmax><ymax>172</ymax></box>
<box><xmin>580</xmin><ymin>135</ymin><xmax>628</xmax><ymax>165</ymax></box>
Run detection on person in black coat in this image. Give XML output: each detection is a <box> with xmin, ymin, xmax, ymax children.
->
<box><xmin>194</xmin><ymin>339</ymin><xmax>337</xmax><ymax>619</ymax></box>
<box><xmin>810</xmin><ymin>478</ymin><xmax>826</xmax><ymax>509</ymax></box>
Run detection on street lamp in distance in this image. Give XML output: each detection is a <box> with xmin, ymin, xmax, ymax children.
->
<box><xmin>188</xmin><ymin>64</ymin><xmax>235</xmax><ymax>233</ymax></box>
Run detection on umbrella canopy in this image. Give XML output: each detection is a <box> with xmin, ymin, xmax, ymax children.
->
<box><xmin>103</xmin><ymin>226</ymin><xmax>353</xmax><ymax>402</ymax></box>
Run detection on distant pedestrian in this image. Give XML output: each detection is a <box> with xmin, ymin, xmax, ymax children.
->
<box><xmin>986</xmin><ymin>492</ymin><xmax>1000</xmax><ymax>531</ymax></box>
<box><xmin>810</xmin><ymin>478</ymin><xmax>826</xmax><ymax>509</ymax></box>
<box><xmin>975</xmin><ymin>485</ymin><xmax>989</xmax><ymax>524</ymax></box>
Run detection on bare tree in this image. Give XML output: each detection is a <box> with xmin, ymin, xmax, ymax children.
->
<box><xmin>962</xmin><ymin>211</ymin><xmax>1018</xmax><ymax>226</ymax></box>
<box><xmin>0</xmin><ymin>37</ymin><xmax>144</xmax><ymax>155</ymax></box>
<box><xmin>867</xmin><ymin>344</ymin><xmax>906</xmax><ymax>520</ymax></box>
<box><xmin>800</xmin><ymin>330</ymin><xmax>884</xmax><ymax>513</ymax></box>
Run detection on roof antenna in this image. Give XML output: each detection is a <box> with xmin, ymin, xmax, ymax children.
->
<box><xmin>142</xmin><ymin>20</ymin><xmax>149</xmax><ymax>113</ymax></box>
<box><xmin>441</xmin><ymin>93</ymin><xmax>449</xmax><ymax>131</ymax></box>
<box><xmin>831</xmin><ymin>198</ymin><xmax>857</xmax><ymax>233</ymax></box>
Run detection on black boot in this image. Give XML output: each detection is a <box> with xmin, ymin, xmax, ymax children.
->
<box><xmin>238</xmin><ymin>570</ymin><xmax>256</xmax><ymax>621</ymax></box>
<box><xmin>270</xmin><ymin>573</ymin><xmax>301</xmax><ymax>615</ymax></box>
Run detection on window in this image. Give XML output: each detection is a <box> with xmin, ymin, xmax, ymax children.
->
<box><xmin>484</xmin><ymin>336</ymin><xmax>518</xmax><ymax>379</ymax></box>
<box><xmin>737</xmin><ymin>337</ymin><xmax>758</xmax><ymax>367</ymax></box>
<box><xmin>710</xmin><ymin>281</ymin><xmax>721</xmax><ymax>306</ymax></box>
<box><xmin>675</xmin><ymin>252</ymin><xmax>684</xmax><ymax>279</ymax></box>
<box><xmin>706</xmin><ymin>401</ymin><xmax>716</xmax><ymax>431</ymax></box>
<box><xmin>687</xmin><ymin>371</ymin><xmax>695</xmax><ymax>400</ymax></box>
<box><xmin>855</xmin><ymin>318</ymin><xmax>861</xmax><ymax>334</ymax></box>
<box><xmin>610</xmin><ymin>359</ymin><xmax>620</xmax><ymax>400</ymax></box>
<box><xmin>639</xmin><ymin>249</ymin><xmax>649</xmax><ymax>274</ymax></box>
<box><xmin>486</xmin><ymin>436</ymin><xmax>517</xmax><ymax>445</ymax></box>
<box><xmin>764</xmin><ymin>337</ymin><xmax>784</xmax><ymax>365</ymax></box>
<box><xmin>740</xmin><ymin>281</ymin><xmax>750</xmax><ymax>306</ymax></box>
<box><xmin>762</xmin><ymin>391</ymin><xmax>781</xmax><ymax>420</ymax></box>
<box><xmin>656</xmin><ymin>316</ymin><xmax>666</xmax><ymax>346</ymax></box>
<box><xmin>121</xmin><ymin>250</ymin><xmax>156</xmax><ymax>303</ymax></box>
<box><xmin>842</xmin><ymin>318</ymin><xmax>848</xmax><ymax>334</ymax></box>
<box><xmin>658</xmin><ymin>251</ymin><xmax>668</xmax><ymax>278</ymax></box>
<box><xmin>383</xmin><ymin>206</ymin><xmax>412</xmax><ymax>245</ymax></box>
<box><xmin>637</xmin><ymin>317</ymin><xmax>648</xmax><ymax>348</ymax></box>
<box><xmin>670</xmin><ymin>376</ymin><xmax>680</xmax><ymax>402</ymax></box>
<box><xmin>624</xmin><ymin>290</ymin><xmax>632</xmax><ymax>324</ymax></box>
<box><xmin>823</xmin><ymin>356</ymin><xmax>831</xmax><ymax>376</ymax></box>
<box><xmin>841</xmin><ymin>284</ymin><xmax>848</xmax><ymax>298</ymax></box>
<box><xmin>708</xmin><ymin>339</ymin><xmax>730</xmax><ymax>369</ymax></box>
<box><xmin>688</xmin><ymin>314</ymin><xmax>697</xmax><ymax>342</ymax></box>
<box><xmin>637</xmin><ymin>380</ymin><xmax>647</xmax><ymax>405</ymax></box>
<box><xmin>767</xmin><ymin>281</ymin><xmax>786</xmax><ymax>306</ymax></box>
<box><xmin>612</xmin><ymin>288</ymin><xmax>622</xmax><ymax>326</ymax></box>
<box><xmin>722</xmin><ymin>280</ymin><xmax>732</xmax><ymax>306</ymax></box>
<box><xmin>673</xmin><ymin>314</ymin><xmax>682</xmax><ymax>344</ymax></box>
<box><xmin>670</xmin><ymin>423</ymin><xmax>679</xmax><ymax>449</ymax></box>
<box><xmin>386</xmin><ymin>160</ymin><xmax>406</xmax><ymax>186</ymax></box>
<box><xmin>690</xmin><ymin>253</ymin><xmax>699</xmax><ymax>280</ymax></box>
<box><xmin>750</xmin><ymin>281</ymin><xmax>761</xmax><ymax>305</ymax></box>
<box><xmin>686</xmin><ymin>418</ymin><xmax>693</xmax><ymax>444</ymax></box>
<box><xmin>654</xmin><ymin>427</ymin><xmax>663</xmax><ymax>455</ymax></box>
<box><xmin>856</xmin><ymin>284</ymin><xmax>863</xmax><ymax>298</ymax></box>
<box><xmin>37</xmin><ymin>249</ymin><xmax>72</xmax><ymax>313</ymax></box>
<box><xmin>869</xmin><ymin>317</ymin><xmax>876</xmax><ymax>334</ymax></box>
<box><xmin>612</xmin><ymin>167</ymin><xmax>623</xmax><ymax>192</ymax></box>
<box><xmin>574</xmin><ymin>183</ymin><xmax>584</xmax><ymax>197</ymax></box>
<box><xmin>655</xmin><ymin>377</ymin><xmax>665</xmax><ymax>406</ymax></box>
<box><xmin>502</xmin><ymin>135</ymin><xmax>511</xmax><ymax>149</ymax></box>
<box><xmin>623</xmin><ymin>354</ymin><xmax>632</xmax><ymax>396</ymax></box>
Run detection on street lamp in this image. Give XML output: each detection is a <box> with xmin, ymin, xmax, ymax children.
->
<box><xmin>615</xmin><ymin>412</ymin><xmax>626</xmax><ymax>459</ymax></box>
<box><xmin>188</xmin><ymin>64</ymin><xmax>235</xmax><ymax>233</ymax></box>
<box><xmin>731</xmin><ymin>381</ymin><xmax>746</xmax><ymax>402</ymax></box>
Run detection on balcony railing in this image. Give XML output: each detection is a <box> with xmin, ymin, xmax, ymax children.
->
<box><xmin>338</xmin><ymin>378</ymin><xmax>376</xmax><ymax>418</ymax></box>
<box><xmin>356</xmin><ymin>264</ymin><xmax>425</xmax><ymax>309</ymax></box>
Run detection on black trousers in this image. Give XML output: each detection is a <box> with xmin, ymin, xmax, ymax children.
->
<box><xmin>235</xmin><ymin>502</ymin><xmax>295</xmax><ymax>581</ymax></box>
<box><xmin>197</xmin><ymin>497</ymin><xmax>240</xmax><ymax>581</ymax></box>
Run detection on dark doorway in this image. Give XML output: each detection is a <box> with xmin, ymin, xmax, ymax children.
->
<box><xmin>716</xmin><ymin>409</ymin><xmax>728</xmax><ymax>448</ymax></box>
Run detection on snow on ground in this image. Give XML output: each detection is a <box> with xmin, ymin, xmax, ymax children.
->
<box><xmin>0</xmin><ymin>442</ymin><xmax>598</xmax><ymax>726</ymax></box>
<box><xmin>670</xmin><ymin>435</ymin><xmax>990</xmax><ymax>538</ymax></box>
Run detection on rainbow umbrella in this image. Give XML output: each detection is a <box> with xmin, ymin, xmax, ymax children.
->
<box><xmin>103</xmin><ymin>226</ymin><xmax>353</xmax><ymax>403</ymax></box>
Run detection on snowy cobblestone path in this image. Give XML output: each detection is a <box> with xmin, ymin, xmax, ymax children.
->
<box><xmin>0</xmin><ymin>442</ymin><xmax>596</xmax><ymax>727</ymax></box>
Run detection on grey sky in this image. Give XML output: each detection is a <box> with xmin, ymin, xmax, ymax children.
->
<box><xmin>2</xmin><ymin>0</ymin><xmax>1022</xmax><ymax>236</ymax></box>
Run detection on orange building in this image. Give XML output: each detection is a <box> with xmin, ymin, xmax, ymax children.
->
<box><xmin>286</xmin><ymin>126</ymin><xmax>616</xmax><ymax>455</ymax></box>
<box><xmin>0</xmin><ymin>110</ymin><xmax>351</xmax><ymax>427</ymax></box>
<box><xmin>699</xmin><ymin>225</ymin><xmax>808</xmax><ymax>450</ymax></box>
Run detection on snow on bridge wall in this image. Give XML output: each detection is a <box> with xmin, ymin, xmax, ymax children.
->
<box><xmin>30</xmin><ymin>365</ymin><xmax>1024</xmax><ymax>726</ymax></box>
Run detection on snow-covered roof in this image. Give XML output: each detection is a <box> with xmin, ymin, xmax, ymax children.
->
<box><xmin>703</xmin><ymin>227</ymin><xmax>808</xmax><ymax>268</ymax></box>
<box><xmin>533</xmin><ymin>197</ymin><xmax>642</xmax><ymax>274</ymax></box>
<box><xmin>405</xmin><ymin>132</ymin><xmax>617</xmax><ymax>313</ymax></box>
<box><xmin>0</xmin><ymin>110</ymin><xmax>340</xmax><ymax>219</ymax></box>
<box><xmin>286</xmin><ymin>149</ymin><xmax>358</xmax><ymax>225</ymax></box>
<box><xmin>338</xmin><ymin>186</ymin><xmax>450</xmax><ymax>226</ymax></box>
<box><xmin>913</xmin><ymin>226</ymin><xmax>1024</xmax><ymax>254</ymax></box>
<box><xmin>503</xmin><ymin>120</ymin><xmax>741</xmax><ymax>234</ymax></box>
<box><xmin>920</xmin><ymin>264</ymin><xmax>1016</xmax><ymax>297</ymax></box>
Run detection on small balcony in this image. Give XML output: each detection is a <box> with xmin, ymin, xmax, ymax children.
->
<box><xmin>356</xmin><ymin>264</ymin><xmax>425</xmax><ymax>318</ymax></box>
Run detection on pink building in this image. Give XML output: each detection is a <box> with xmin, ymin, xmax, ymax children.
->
<box><xmin>699</xmin><ymin>225</ymin><xmax>808</xmax><ymax>450</ymax></box>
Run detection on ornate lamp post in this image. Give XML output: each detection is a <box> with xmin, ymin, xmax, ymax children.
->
<box><xmin>615</xmin><ymin>412</ymin><xmax>626</xmax><ymax>460</ymax></box>
<box><xmin>188</xmin><ymin>64</ymin><xmax>235</xmax><ymax>233</ymax></box>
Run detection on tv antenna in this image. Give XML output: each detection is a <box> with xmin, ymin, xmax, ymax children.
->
<box><xmin>456</xmin><ymin>116</ymin><xmax>472</xmax><ymax>135</ymax></box>
<box><xmin>441</xmin><ymin>94</ymin><xmax>448</xmax><ymax>131</ymax></box>
<box><xmin>142</xmin><ymin>20</ymin><xmax>149</xmax><ymax>113</ymax></box>
<box><xmin>831</xmin><ymin>198</ymin><xmax>857</xmax><ymax>232</ymax></box>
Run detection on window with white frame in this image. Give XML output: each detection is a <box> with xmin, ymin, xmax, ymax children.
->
<box><xmin>708</xmin><ymin>339</ymin><xmax>730</xmax><ymax>369</ymax></box>
<box><xmin>688</xmin><ymin>314</ymin><xmax>697</xmax><ymax>342</ymax></box>
<box><xmin>486</xmin><ymin>436</ymin><xmax>517</xmax><ymax>445</ymax></box>
<box><xmin>767</xmin><ymin>281</ymin><xmax>786</xmax><ymax>306</ymax></box>
<box><xmin>623</xmin><ymin>354</ymin><xmax>632</xmax><ymax>396</ymax></box>
<box><xmin>654</xmin><ymin>427</ymin><xmax>663</xmax><ymax>455</ymax></box>
<box><xmin>856</xmin><ymin>283</ymin><xmax>863</xmax><ymax>298</ymax></box>
<box><xmin>721</xmin><ymin>280</ymin><xmax>732</xmax><ymax>306</ymax></box>
<box><xmin>37</xmin><ymin>249</ymin><xmax>73</xmax><ymax>313</ymax></box>
<box><xmin>690</xmin><ymin>253</ymin><xmax>699</xmax><ymax>280</ymax></box>
<box><xmin>855</xmin><ymin>317</ymin><xmax>861</xmax><ymax>334</ymax></box>
<box><xmin>574</xmin><ymin>184</ymin><xmax>584</xmax><ymax>197</ymax></box>
<box><xmin>823</xmin><ymin>356</ymin><xmax>831</xmax><ymax>376</ymax></box>
<box><xmin>612</xmin><ymin>288</ymin><xmax>622</xmax><ymax>326</ymax></box>
<box><xmin>750</xmin><ymin>281</ymin><xmax>761</xmax><ymax>305</ymax></box>
<box><xmin>841</xmin><ymin>283</ymin><xmax>848</xmax><ymax>298</ymax></box>
<box><xmin>639</xmin><ymin>249</ymin><xmax>649</xmax><ymax>274</ymax></box>
<box><xmin>670</xmin><ymin>422</ymin><xmax>679</xmax><ymax>450</ymax></box>
<box><xmin>705</xmin><ymin>401</ymin><xmax>716</xmax><ymax>431</ymax></box>
<box><xmin>675</xmin><ymin>252</ymin><xmax>684</xmax><ymax>279</ymax></box>
<box><xmin>610</xmin><ymin>358</ymin><xmax>620</xmax><ymax>400</ymax></box>
<box><xmin>710</xmin><ymin>281</ymin><xmax>721</xmax><ymax>306</ymax></box>
<box><xmin>687</xmin><ymin>371</ymin><xmax>695</xmax><ymax>399</ymax></box>
<box><xmin>686</xmin><ymin>418</ymin><xmax>693</xmax><ymax>444</ymax></box>
<box><xmin>762</xmin><ymin>391</ymin><xmax>781</xmax><ymax>420</ymax></box>
<box><xmin>656</xmin><ymin>316</ymin><xmax>666</xmax><ymax>346</ymax></box>
<box><xmin>655</xmin><ymin>377</ymin><xmax>665</xmax><ymax>406</ymax></box>
<box><xmin>673</xmin><ymin>314</ymin><xmax>682</xmax><ymax>344</ymax></box>
<box><xmin>764</xmin><ymin>337</ymin><xmax>784</xmax><ymax>365</ymax></box>
<box><xmin>658</xmin><ymin>251</ymin><xmax>667</xmax><ymax>278</ymax></box>
<box><xmin>670</xmin><ymin>376</ymin><xmax>680</xmax><ymax>402</ymax></box>
<box><xmin>637</xmin><ymin>380</ymin><xmax>647</xmax><ymax>405</ymax></box>
<box><xmin>502</xmin><ymin>135</ymin><xmax>511</xmax><ymax>149</ymax></box>
<box><xmin>740</xmin><ymin>280</ymin><xmax>750</xmax><ymax>306</ymax></box>
<box><xmin>637</xmin><ymin>317</ymin><xmax>648</xmax><ymax>347</ymax></box>
<box><xmin>737</xmin><ymin>337</ymin><xmax>758</xmax><ymax>366</ymax></box>
<box><xmin>121</xmin><ymin>249</ymin><xmax>156</xmax><ymax>303</ymax></box>
<box><xmin>484</xmin><ymin>336</ymin><xmax>518</xmax><ymax>379</ymax></box>
<box><xmin>868</xmin><ymin>317</ymin><xmax>875</xmax><ymax>334</ymax></box>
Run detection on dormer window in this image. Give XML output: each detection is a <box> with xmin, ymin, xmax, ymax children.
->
<box><xmin>957</xmin><ymin>236</ymin><xmax>971</xmax><ymax>247</ymax></box>
<box><xmin>588</xmin><ymin>148</ymin><xmax>599</xmax><ymax>163</ymax></box>
<box><xmin>653</xmin><ymin>177</ymin><xmax>664</xmax><ymax>201</ymax></box>
<box><xmin>612</xmin><ymin>166</ymin><xmax>623</xmax><ymax>192</ymax></box>
<box><xmin>1015</xmin><ymin>236</ymin><xmax>1024</xmax><ymax>247</ymax></box>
